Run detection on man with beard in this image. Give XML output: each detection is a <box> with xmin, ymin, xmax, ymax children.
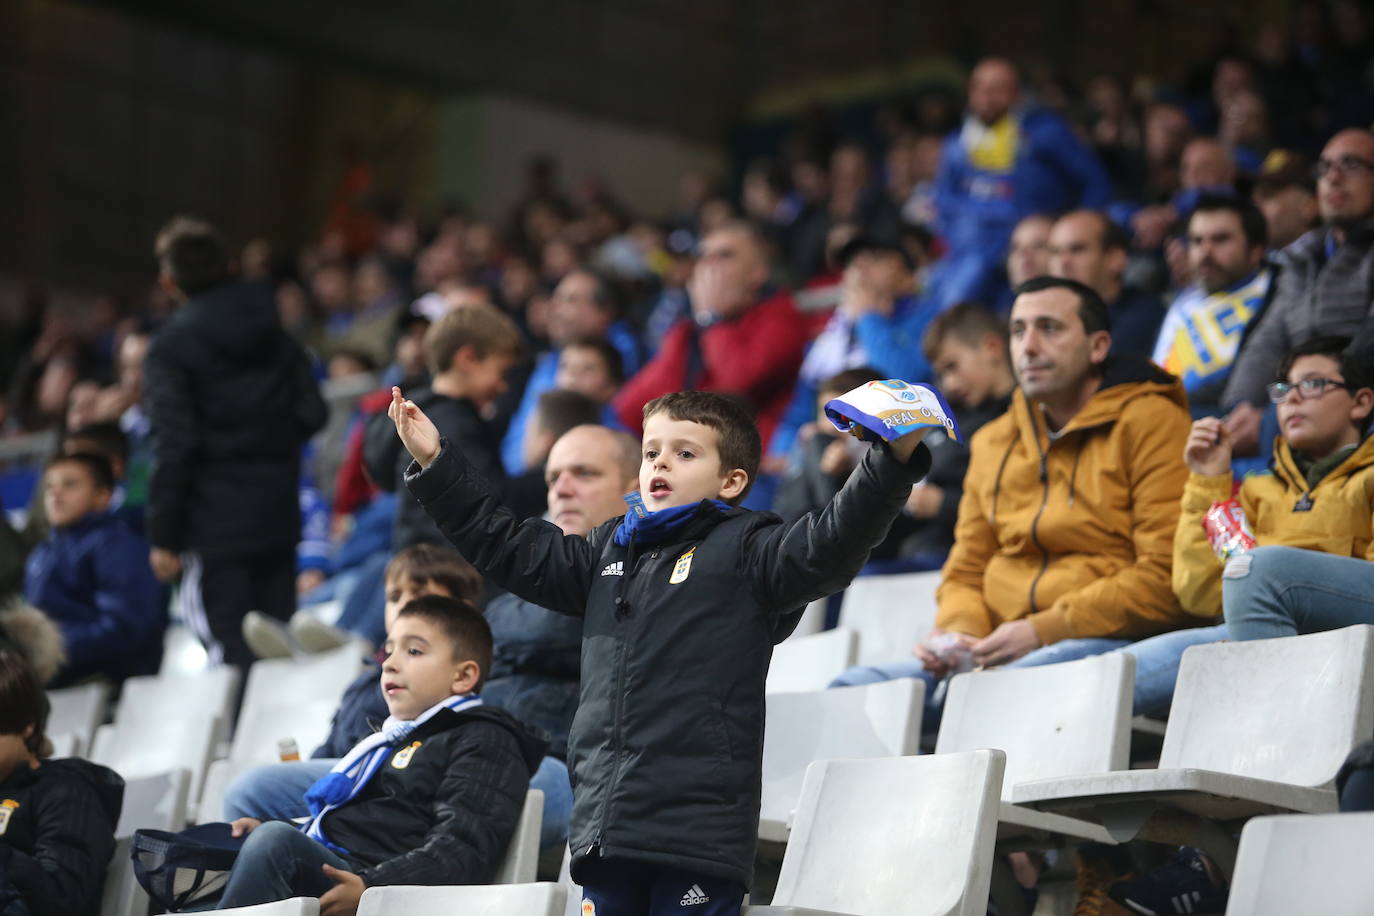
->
<box><xmin>1154</xmin><ymin>195</ymin><xmax>1277</xmax><ymax>417</ymax></box>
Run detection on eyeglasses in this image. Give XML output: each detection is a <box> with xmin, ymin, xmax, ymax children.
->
<box><xmin>1314</xmin><ymin>155</ymin><xmax>1374</xmax><ymax>179</ymax></box>
<box><xmin>1266</xmin><ymin>377</ymin><xmax>1351</xmax><ymax>403</ymax></box>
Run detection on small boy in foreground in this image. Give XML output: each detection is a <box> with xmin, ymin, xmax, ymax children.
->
<box><xmin>216</xmin><ymin>595</ymin><xmax>545</xmax><ymax>913</ymax></box>
<box><xmin>391</xmin><ymin>385</ymin><xmax>936</xmax><ymax>914</ymax></box>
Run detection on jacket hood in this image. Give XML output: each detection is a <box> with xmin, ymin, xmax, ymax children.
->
<box><xmin>0</xmin><ymin>602</ymin><xmax>66</xmax><ymax>684</ymax></box>
<box><xmin>178</xmin><ymin>280</ymin><xmax>284</xmax><ymax>361</ymax></box>
<box><xmin>40</xmin><ymin>758</ymin><xmax>124</xmax><ymax>824</ymax></box>
<box><xmin>1011</xmin><ymin>355</ymin><xmax>1187</xmax><ymax>444</ymax></box>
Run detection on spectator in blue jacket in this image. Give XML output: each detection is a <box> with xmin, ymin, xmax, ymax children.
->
<box><xmin>23</xmin><ymin>453</ymin><xmax>166</xmax><ymax>686</ymax></box>
<box><xmin>927</xmin><ymin>57</ymin><xmax>1112</xmax><ymax>310</ymax></box>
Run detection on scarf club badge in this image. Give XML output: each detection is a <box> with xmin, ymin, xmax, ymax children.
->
<box><xmin>669</xmin><ymin>547</ymin><xmax>696</xmax><ymax>584</ymax></box>
<box><xmin>0</xmin><ymin>799</ymin><xmax>17</xmax><ymax>836</ymax></box>
<box><xmin>391</xmin><ymin>740</ymin><xmax>422</xmax><ymax>769</ymax></box>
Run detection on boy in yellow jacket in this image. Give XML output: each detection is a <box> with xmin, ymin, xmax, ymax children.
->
<box><xmin>1177</xmin><ymin>335</ymin><xmax>1374</xmax><ymax>638</ymax></box>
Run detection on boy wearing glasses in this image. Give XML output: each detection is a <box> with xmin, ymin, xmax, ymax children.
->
<box><xmin>1175</xmin><ymin>334</ymin><xmax>1374</xmax><ymax>635</ymax></box>
<box><xmin>1221</xmin><ymin>129</ymin><xmax>1374</xmax><ymax>456</ymax></box>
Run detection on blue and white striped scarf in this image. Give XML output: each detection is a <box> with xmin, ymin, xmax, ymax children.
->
<box><xmin>299</xmin><ymin>692</ymin><xmax>483</xmax><ymax>853</ymax></box>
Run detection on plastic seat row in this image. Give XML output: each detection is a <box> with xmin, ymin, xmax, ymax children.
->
<box><xmin>761</xmin><ymin>625</ymin><xmax>1374</xmax><ymax>893</ymax></box>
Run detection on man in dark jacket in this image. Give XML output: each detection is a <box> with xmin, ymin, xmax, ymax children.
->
<box><xmin>1222</xmin><ymin>128</ymin><xmax>1374</xmax><ymax>455</ymax></box>
<box><xmin>217</xmin><ymin>596</ymin><xmax>545</xmax><ymax>911</ymax></box>
<box><xmin>484</xmin><ymin>424</ymin><xmax>640</xmax><ymax>760</ymax></box>
<box><xmin>142</xmin><ymin>216</ymin><xmax>327</xmax><ymax>668</ymax></box>
<box><xmin>391</xmin><ymin>387</ymin><xmax>934</xmax><ymax>914</ymax></box>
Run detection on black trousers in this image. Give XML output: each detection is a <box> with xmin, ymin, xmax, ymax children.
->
<box><xmin>181</xmin><ymin>550</ymin><xmax>295</xmax><ymax>668</ymax></box>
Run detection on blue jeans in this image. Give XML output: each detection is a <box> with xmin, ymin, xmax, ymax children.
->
<box><xmin>223</xmin><ymin>755</ymin><xmax>575</xmax><ymax>854</ymax></box>
<box><xmin>223</xmin><ymin>760</ymin><xmax>332</xmax><ymax>822</ymax></box>
<box><xmin>1224</xmin><ymin>545</ymin><xmax>1374</xmax><ymax>641</ymax></box>
<box><xmin>533</xmin><ymin>756</ymin><xmax>574</xmax><ymax>852</ymax></box>
<box><xmin>829</xmin><ymin>626</ymin><xmax>1230</xmax><ymax>725</ymax></box>
<box><xmin>215</xmin><ymin>820</ymin><xmax>351</xmax><ymax>909</ymax></box>
<box><xmin>1118</xmin><ymin>624</ymin><xmax>1229</xmax><ymax>717</ymax></box>
<box><xmin>334</xmin><ymin>550</ymin><xmax>390</xmax><ymax>646</ymax></box>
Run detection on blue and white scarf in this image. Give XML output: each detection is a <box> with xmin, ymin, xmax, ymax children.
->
<box><xmin>299</xmin><ymin>692</ymin><xmax>483</xmax><ymax>853</ymax></box>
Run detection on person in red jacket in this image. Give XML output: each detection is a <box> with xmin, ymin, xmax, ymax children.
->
<box><xmin>613</xmin><ymin>222</ymin><xmax>807</xmax><ymax>449</ymax></box>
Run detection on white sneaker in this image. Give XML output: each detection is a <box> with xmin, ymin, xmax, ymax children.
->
<box><xmin>289</xmin><ymin>612</ymin><xmax>353</xmax><ymax>654</ymax></box>
<box><xmin>241</xmin><ymin>611</ymin><xmax>296</xmax><ymax>660</ymax></box>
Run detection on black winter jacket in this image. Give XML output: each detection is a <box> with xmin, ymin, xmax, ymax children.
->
<box><xmin>484</xmin><ymin>591</ymin><xmax>583</xmax><ymax>760</ymax></box>
<box><xmin>406</xmin><ymin>437</ymin><xmax>931</xmax><ymax>886</ymax></box>
<box><xmin>323</xmin><ymin>705</ymin><xmax>545</xmax><ymax>887</ymax></box>
<box><xmin>142</xmin><ymin>281</ymin><xmax>327</xmax><ymax>557</ymax></box>
<box><xmin>363</xmin><ymin>387</ymin><xmax>508</xmax><ymax>549</ymax></box>
<box><xmin>0</xmin><ymin>758</ymin><xmax>123</xmax><ymax>916</ymax></box>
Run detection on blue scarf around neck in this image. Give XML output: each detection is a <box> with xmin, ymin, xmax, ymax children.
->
<box><xmin>300</xmin><ymin>692</ymin><xmax>483</xmax><ymax>854</ymax></box>
<box><xmin>612</xmin><ymin>498</ymin><xmax>730</xmax><ymax>547</ymax></box>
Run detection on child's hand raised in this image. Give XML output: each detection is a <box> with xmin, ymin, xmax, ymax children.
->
<box><xmin>388</xmin><ymin>387</ymin><xmax>441</xmax><ymax>468</ymax></box>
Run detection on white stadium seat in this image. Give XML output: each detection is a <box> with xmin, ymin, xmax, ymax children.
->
<box><xmin>116</xmin><ymin>666</ymin><xmax>242</xmax><ymax>743</ymax></box>
<box><xmin>746</xmin><ymin>749</ymin><xmax>1006</xmax><ymax>916</ymax></box>
<box><xmin>838</xmin><ymin>571</ymin><xmax>940</xmax><ymax>666</ymax></box>
<box><xmin>1226</xmin><ymin>811</ymin><xmax>1374</xmax><ymax>915</ymax></box>
<box><xmin>47</xmin><ymin>682</ymin><xmax>111</xmax><ymax>755</ymax></box>
<box><xmin>759</xmin><ymin>678</ymin><xmax>923</xmax><ymax>842</ymax></box>
<box><xmin>358</xmin><ymin>882</ymin><xmax>566</xmax><ymax>916</ymax></box>
<box><xmin>937</xmin><ymin>652</ymin><xmax>1133</xmax><ymax>847</ymax></box>
<box><xmin>766</xmin><ymin>627</ymin><xmax>857</xmax><ymax>694</ymax></box>
<box><xmin>92</xmin><ymin>715</ymin><xmax>218</xmax><ymax>804</ymax></box>
<box><xmin>493</xmin><ymin>789</ymin><xmax>544</xmax><ymax>885</ymax></box>
<box><xmin>1013</xmin><ymin>626</ymin><xmax>1374</xmax><ymax>877</ymax></box>
<box><xmin>213</xmin><ymin>899</ymin><xmax>318</xmax><ymax>916</ymax></box>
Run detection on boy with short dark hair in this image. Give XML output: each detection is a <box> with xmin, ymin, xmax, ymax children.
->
<box><xmin>23</xmin><ymin>422</ymin><xmax>138</xmax><ymax>547</ymax></box>
<box><xmin>225</xmin><ymin>544</ymin><xmax>483</xmax><ymax>822</ymax></box>
<box><xmin>390</xmin><ymin>383</ymin><xmax>935</xmax><ymax>913</ymax></box>
<box><xmin>364</xmin><ymin>305</ymin><xmax>525</xmax><ymax>550</ymax></box>
<box><xmin>23</xmin><ymin>453</ymin><xmax>166</xmax><ymax>686</ymax></box>
<box><xmin>217</xmin><ymin>594</ymin><xmax>546</xmax><ymax>913</ymax></box>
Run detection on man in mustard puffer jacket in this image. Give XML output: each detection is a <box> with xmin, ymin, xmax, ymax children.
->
<box><xmin>832</xmin><ymin>277</ymin><xmax>1211</xmax><ymax>722</ymax></box>
<box><xmin>1177</xmin><ymin>335</ymin><xmax>1374</xmax><ymax>640</ymax></box>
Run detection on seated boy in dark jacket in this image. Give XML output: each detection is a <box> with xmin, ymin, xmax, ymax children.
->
<box><xmin>23</xmin><ymin>453</ymin><xmax>166</xmax><ymax>686</ymax></box>
<box><xmin>217</xmin><ymin>595</ymin><xmax>546</xmax><ymax>913</ymax></box>
<box><xmin>222</xmin><ymin>543</ymin><xmax>482</xmax><ymax>821</ymax></box>
<box><xmin>390</xmin><ymin>386</ymin><xmax>934</xmax><ymax>914</ymax></box>
<box><xmin>0</xmin><ymin>650</ymin><xmax>123</xmax><ymax>916</ymax></box>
